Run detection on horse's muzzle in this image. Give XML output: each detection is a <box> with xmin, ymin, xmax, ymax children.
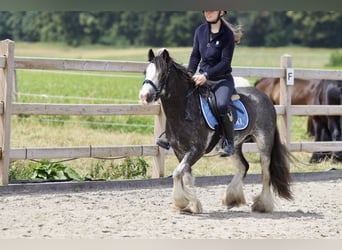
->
<box><xmin>139</xmin><ymin>79</ymin><xmax>159</xmax><ymax>103</ymax></box>
<box><xmin>139</xmin><ymin>87</ymin><xmax>156</xmax><ymax>104</ymax></box>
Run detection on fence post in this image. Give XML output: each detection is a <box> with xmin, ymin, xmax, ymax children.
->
<box><xmin>0</xmin><ymin>39</ymin><xmax>15</xmax><ymax>186</ymax></box>
<box><xmin>279</xmin><ymin>54</ymin><xmax>293</xmax><ymax>148</ymax></box>
<box><xmin>152</xmin><ymin>100</ymin><xmax>166</xmax><ymax>178</ymax></box>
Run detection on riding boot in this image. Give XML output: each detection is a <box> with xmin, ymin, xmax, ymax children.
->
<box><xmin>156</xmin><ymin>132</ymin><xmax>170</xmax><ymax>150</ymax></box>
<box><xmin>218</xmin><ymin>112</ymin><xmax>235</xmax><ymax>157</ymax></box>
<box><xmin>156</xmin><ymin>137</ymin><xmax>170</xmax><ymax>150</ymax></box>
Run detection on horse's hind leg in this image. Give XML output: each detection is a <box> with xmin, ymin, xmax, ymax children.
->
<box><xmin>222</xmin><ymin>146</ymin><xmax>247</xmax><ymax>209</ymax></box>
<box><xmin>172</xmin><ymin>157</ymin><xmax>203</xmax><ymax>214</ymax></box>
<box><xmin>252</xmin><ymin>145</ymin><xmax>274</xmax><ymax>213</ymax></box>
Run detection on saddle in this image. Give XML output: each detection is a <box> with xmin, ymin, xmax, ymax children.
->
<box><xmin>199</xmin><ymin>88</ymin><xmax>249</xmax><ymax>131</ymax></box>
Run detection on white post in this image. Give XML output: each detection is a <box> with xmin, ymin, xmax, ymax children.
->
<box><xmin>279</xmin><ymin>54</ymin><xmax>293</xmax><ymax>148</ymax></box>
<box><xmin>152</xmin><ymin>100</ymin><xmax>166</xmax><ymax>178</ymax></box>
<box><xmin>0</xmin><ymin>39</ymin><xmax>15</xmax><ymax>185</ymax></box>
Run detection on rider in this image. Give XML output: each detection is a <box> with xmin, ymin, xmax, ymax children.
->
<box><xmin>157</xmin><ymin>10</ymin><xmax>242</xmax><ymax>157</ymax></box>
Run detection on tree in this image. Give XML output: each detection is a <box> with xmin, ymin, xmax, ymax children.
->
<box><xmin>287</xmin><ymin>11</ymin><xmax>342</xmax><ymax>48</ymax></box>
<box><xmin>165</xmin><ymin>11</ymin><xmax>202</xmax><ymax>47</ymax></box>
<box><xmin>59</xmin><ymin>12</ymin><xmax>85</xmax><ymax>46</ymax></box>
<box><xmin>115</xmin><ymin>11</ymin><xmax>141</xmax><ymax>45</ymax></box>
<box><xmin>0</xmin><ymin>12</ymin><xmax>13</xmax><ymax>40</ymax></box>
<box><xmin>135</xmin><ymin>12</ymin><xmax>170</xmax><ymax>46</ymax></box>
<box><xmin>1</xmin><ymin>11</ymin><xmax>341</xmax><ymax>48</ymax></box>
<box><xmin>239</xmin><ymin>11</ymin><xmax>293</xmax><ymax>47</ymax></box>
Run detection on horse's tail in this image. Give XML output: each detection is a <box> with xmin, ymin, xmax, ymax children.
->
<box><xmin>269</xmin><ymin>127</ymin><xmax>293</xmax><ymax>200</ymax></box>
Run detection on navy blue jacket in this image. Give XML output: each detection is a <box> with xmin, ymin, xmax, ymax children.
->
<box><xmin>188</xmin><ymin>21</ymin><xmax>235</xmax><ymax>81</ymax></box>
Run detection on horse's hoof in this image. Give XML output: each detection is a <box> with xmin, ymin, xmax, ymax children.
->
<box><xmin>252</xmin><ymin>203</ymin><xmax>272</xmax><ymax>213</ymax></box>
<box><xmin>252</xmin><ymin>195</ymin><xmax>274</xmax><ymax>213</ymax></box>
<box><xmin>180</xmin><ymin>208</ymin><xmax>195</xmax><ymax>215</ymax></box>
<box><xmin>222</xmin><ymin>200</ymin><xmax>240</xmax><ymax>210</ymax></box>
<box><xmin>181</xmin><ymin>201</ymin><xmax>203</xmax><ymax>214</ymax></box>
<box><xmin>222</xmin><ymin>190</ymin><xmax>246</xmax><ymax>209</ymax></box>
<box><xmin>227</xmin><ymin>204</ymin><xmax>234</xmax><ymax>210</ymax></box>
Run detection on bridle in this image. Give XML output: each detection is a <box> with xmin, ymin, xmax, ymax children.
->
<box><xmin>142</xmin><ymin>62</ymin><xmax>171</xmax><ymax>101</ymax></box>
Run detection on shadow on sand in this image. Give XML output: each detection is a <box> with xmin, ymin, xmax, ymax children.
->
<box><xmin>181</xmin><ymin>209</ymin><xmax>323</xmax><ymax>220</ymax></box>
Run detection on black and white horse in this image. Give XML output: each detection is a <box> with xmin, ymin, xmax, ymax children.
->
<box><xmin>139</xmin><ymin>49</ymin><xmax>292</xmax><ymax>213</ymax></box>
<box><xmin>310</xmin><ymin>79</ymin><xmax>342</xmax><ymax>163</ymax></box>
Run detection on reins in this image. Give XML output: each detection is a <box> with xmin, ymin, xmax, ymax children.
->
<box><xmin>186</xmin><ymin>85</ymin><xmax>199</xmax><ymax>98</ymax></box>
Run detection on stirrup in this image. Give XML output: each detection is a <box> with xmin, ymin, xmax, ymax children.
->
<box><xmin>156</xmin><ymin>137</ymin><xmax>170</xmax><ymax>150</ymax></box>
<box><xmin>218</xmin><ymin>139</ymin><xmax>235</xmax><ymax>157</ymax></box>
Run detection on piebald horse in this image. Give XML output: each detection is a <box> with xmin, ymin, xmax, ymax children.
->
<box><xmin>139</xmin><ymin>49</ymin><xmax>292</xmax><ymax>213</ymax></box>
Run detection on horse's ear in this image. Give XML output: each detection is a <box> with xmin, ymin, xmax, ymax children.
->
<box><xmin>148</xmin><ymin>49</ymin><xmax>155</xmax><ymax>62</ymax></box>
<box><xmin>160</xmin><ymin>49</ymin><xmax>170</xmax><ymax>63</ymax></box>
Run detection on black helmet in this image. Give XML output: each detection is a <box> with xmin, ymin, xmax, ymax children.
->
<box><xmin>203</xmin><ymin>10</ymin><xmax>227</xmax><ymax>15</ymax></box>
<box><xmin>203</xmin><ymin>11</ymin><xmax>227</xmax><ymax>24</ymax></box>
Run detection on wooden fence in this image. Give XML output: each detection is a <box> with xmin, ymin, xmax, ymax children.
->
<box><xmin>1</xmin><ymin>39</ymin><xmax>342</xmax><ymax>185</ymax></box>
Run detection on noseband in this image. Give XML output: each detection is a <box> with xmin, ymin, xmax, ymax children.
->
<box><xmin>142</xmin><ymin>64</ymin><xmax>171</xmax><ymax>101</ymax></box>
<box><xmin>142</xmin><ymin>79</ymin><xmax>160</xmax><ymax>96</ymax></box>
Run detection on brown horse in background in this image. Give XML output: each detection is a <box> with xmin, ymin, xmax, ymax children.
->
<box><xmin>255</xmin><ymin>77</ymin><xmax>319</xmax><ymax>136</ymax></box>
<box><xmin>255</xmin><ymin>78</ymin><xmax>342</xmax><ymax>163</ymax></box>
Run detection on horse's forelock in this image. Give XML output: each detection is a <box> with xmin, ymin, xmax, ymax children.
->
<box><xmin>152</xmin><ymin>53</ymin><xmax>192</xmax><ymax>85</ymax></box>
<box><xmin>152</xmin><ymin>55</ymin><xmax>169</xmax><ymax>81</ymax></box>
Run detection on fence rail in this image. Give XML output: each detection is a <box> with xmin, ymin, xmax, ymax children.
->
<box><xmin>1</xmin><ymin>39</ymin><xmax>342</xmax><ymax>186</ymax></box>
<box><xmin>9</xmin><ymin>103</ymin><xmax>160</xmax><ymax>116</ymax></box>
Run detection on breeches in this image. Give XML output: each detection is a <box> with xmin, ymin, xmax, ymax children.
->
<box><xmin>211</xmin><ymin>77</ymin><xmax>235</xmax><ymax>115</ymax></box>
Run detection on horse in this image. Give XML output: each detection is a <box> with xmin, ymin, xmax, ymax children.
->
<box><xmin>254</xmin><ymin>77</ymin><xmax>318</xmax><ymax>106</ymax></box>
<box><xmin>254</xmin><ymin>77</ymin><xmax>320</xmax><ymax>136</ymax></box>
<box><xmin>139</xmin><ymin>49</ymin><xmax>292</xmax><ymax>214</ymax></box>
<box><xmin>310</xmin><ymin>79</ymin><xmax>342</xmax><ymax>163</ymax></box>
<box><xmin>255</xmin><ymin>78</ymin><xmax>342</xmax><ymax>163</ymax></box>
<box><xmin>233</xmin><ymin>76</ymin><xmax>250</xmax><ymax>87</ymax></box>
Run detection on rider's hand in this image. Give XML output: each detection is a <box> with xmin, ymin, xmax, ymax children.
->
<box><xmin>192</xmin><ymin>74</ymin><xmax>207</xmax><ymax>86</ymax></box>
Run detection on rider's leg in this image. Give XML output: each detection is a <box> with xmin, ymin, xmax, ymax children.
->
<box><xmin>218</xmin><ymin>111</ymin><xmax>235</xmax><ymax>157</ymax></box>
<box><xmin>213</xmin><ymin>80</ymin><xmax>235</xmax><ymax>157</ymax></box>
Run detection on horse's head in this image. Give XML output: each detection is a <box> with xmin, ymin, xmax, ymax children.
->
<box><xmin>139</xmin><ymin>48</ymin><xmax>171</xmax><ymax>104</ymax></box>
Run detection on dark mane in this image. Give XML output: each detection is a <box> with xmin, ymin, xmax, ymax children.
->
<box><xmin>153</xmin><ymin>54</ymin><xmax>193</xmax><ymax>84</ymax></box>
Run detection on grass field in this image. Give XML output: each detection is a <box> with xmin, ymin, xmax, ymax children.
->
<box><xmin>15</xmin><ymin>42</ymin><xmax>337</xmax><ymax>68</ymax></box>
<box><xmin>9</xmin><ymin>42</ymin><xmax>342</xmax><ymax>180</ymax></box>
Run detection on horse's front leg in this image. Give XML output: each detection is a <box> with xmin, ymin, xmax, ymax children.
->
<box><xmin>222</xmin><ymin>146</ymin><xmax>247</xmax><ymax>209</ymax></box>
<box><xmin>172</xmin><ymin>154</ymin><xmax>203</xmax><ymax>214</ymax></box>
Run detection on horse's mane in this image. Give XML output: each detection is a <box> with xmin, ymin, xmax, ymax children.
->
<box><xmin>153</xmin><ymin>54</ymin><xmax>193</xmax><ymax>84</ymax></box>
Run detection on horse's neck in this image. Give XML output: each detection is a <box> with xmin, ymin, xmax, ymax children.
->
<box><xmin>161</xmin><ymin>73</ymin><xmax>197</xmax><ymax>118</ymax></box>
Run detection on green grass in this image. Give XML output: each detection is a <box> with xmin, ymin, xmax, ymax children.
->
<box><xmin>17</xmin><ymin>70</ymin><xmax>143</xmax><ymax>103</ymax></box>
<box><xmin>15</xmin><ymin>42</ymin><xmax>337</xmax><ymax>68</ymax></box>
<box><xmin>8</xmin><ymin>42</ymin><xmax>342</xmax><ymax>180</ymax></box>
<box><xmin>16</xmin><ymin>69</ymin><xmax>154</xmax><ymax>134</ymax></box>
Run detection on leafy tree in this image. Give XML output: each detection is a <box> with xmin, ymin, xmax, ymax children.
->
<box><xmin>239</xmin><ymin>11</ymin><xmax>293</xmax><ymax>47</ymax></box>
<box><xmin>135</xmin><ymin>12</ymin><xmax>170</xmax><ymax>46</ymax></box>
<box><xmin>59</xmin><ymin>12</ymin><xmax>85</xmax><ymax>46</ymax></box>
<box><xmin>6</xmin><ymin>12</ymin><xmax>28</xmax><ymax>41</ymax></box>
<box><xmin>115</xmin><ymin>11</ymin><xmax>141</xmax><ymax>45</ymax></box>
<box><xmin>288</xmin><ymin>11</ymin><xmax>342</xmax><ymax>48</ymax></box>
<box><xmin>165</xmin><ymin>11</ymin><xmax>202</xmax><ymax>47</ymax></box>
<box><xmin>0</xmin><ymin>12</ymin><xmax>13</xmax><ymax>40</ymax></box>
<box><xmin>1</xmin><ymin>11</ymin><xmax>341</xmax><ymax>48</ymax></box>
<box><xmin>38</xmin><ymin>12</ymin><xmax>64</xmax><ymax>42</ymax></box>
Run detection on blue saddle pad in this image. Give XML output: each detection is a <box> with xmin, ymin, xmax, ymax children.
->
<box><xmin>199</xmin><ymin>95</ymin><xmax>249</xmax><ymax>131</ymax></box>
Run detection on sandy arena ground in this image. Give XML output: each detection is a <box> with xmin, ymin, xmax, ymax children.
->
<box><xmin>0</xmin><ymin>177</ymin><xmax>341</xmax><ymax>239</ymax></box>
